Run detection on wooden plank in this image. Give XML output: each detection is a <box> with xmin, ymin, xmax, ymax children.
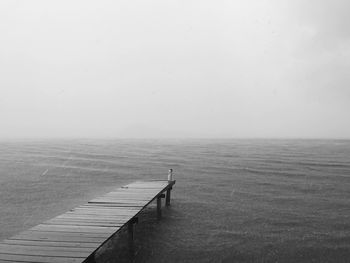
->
<box><xmin>77</xmin><ymin>207</ymin><xmax>142</xmax><ymax>211</ymax></box>
<box><xmin>56</xmin><ymin>213</ymin><xmax>135</xmax><ymax>220</ymax></box>
<box><xmin>84</xmin><ymin>203</ymin><xmax>150</xmax><ymax>207</ymax></box>
<box><xmin>42</xmin><ymin>222</ymin><xmax>123</xmax><ymax>227</ymax></box>
<box><xmin>121</xmin><ymin>187</ymin><xmax>166</xmax><ymax>190</ymax></box>
<box><xmin>88</xmin><ymin>200</ymin><xmax>147</xmax><ymax>204</ymax></box>
<box><xmin>104</xmin><ymin>192</ymin><xmax>156</xmax><ymax>195</ymax></box>
<box><xmin>88</xmin><ymin>199</ymin><xmax>146</xmax><ymax>203</ymax></box>
<box><xmin>0</xmin><ymin>251</ymin><xmax>90</xmax><ymax>260</ymax></box>
<box><xmin>75</xmin><ymin>206</ymin><xmax>142</xmax><ymax>211</ymax></box>
<box><xmin>103</xmin><ymin>197</ymin><xmax>154</xmax><ymax>200</ymax></box>
<box><xmin>125</xmin><ymin>182</ymin><xmax>168</xmax><ymax>186</ymax></box>
<box><xmin>106</xmin><ymin>192</ymin><xmax>157</xmax><ymax>195</ymax></box>
<box><xmin>46</xmin><ymin>217</ymin><xmax>129</xmax><ymax>223</ymax></box>
<box><xmin>106</xmin><ymin>189</ymin><xmax>159</xmax><ymax>193</ymax></box>
<box><xmin>0</xmin><ymin>253</ymin><xmax>85</xmax><ymax>263</ymax></box>
<box><xmin>118</xmin><ymin>188</ymin><xmax>163</xmax><ymax>192</ymax></box>
<box><xmin>55</xmin><ymin>214</ymin><xmax>129</xmax><ymax>219</ymax></box>
<box><xmin>89</xmin><ymin>198</ymin><xmax>150</xmax><ymax>202</ymax></box>
<box><xmin>115</xmin><ymin>188</ymin><xmax>162</xmax><ymax>191</ymax></box>
<box><xmin>112</xmin><ymin>192</ymin><xmax>160</xmax><ymax>195</ymax></box>
<box><xmin>99</xmin><ymin>197</ymin><xmax>151</xmax><ymax>201</ymax></box>
<box><xmin>67</xmin><ymin>209</ymin><xmax>138</xmax><ymax>214</ymax></box>
<box><xmin>71</xmin><ymin>207</ymin><xmax>140</xmax><ymax>212</ymax></box>
<box><xmin>86</xmin><ymin>201</ymin><xmax>144</xmax><ymax>205</ymax></box>
<box><xmin>68</xmin><ymin>208</ymin><xmax>139</xmax><ymax>213</ymax></box>
<box><xmin>86</xmin><ymin>203</ymin><xmax>144</xmax><ymax>207</ymax></box>
<box><xmin>123</xmin><ymin>184</ymin><xmax>165</xmax><ymax>191</ymax></box>
<box><xmin>30</xmin><ymin>224</ymin><xmax>119</xmax><ymax>234</ymax></box>
<box><xmin>12</xmin><ymin>231</ymin><xmax>112</xmax><ymax>240</ymax></box>
<box><xmin>63</xmin><ymin>212</ymin><xmax>138</xmax><ymax>217</ymax></box>
<box><xmin>0</xmin><ymin>243</ymin><xmax>92</xmax><ymax>252</ymax></box>
<box><xmin>89</xmin><ymin>198</ymin><xmax>149</xmax><ymax>202</ymax></box>
<box><xmin>55</xmin><ymin>215</ymin><xmax>132</xmax><ymax>221</ymax></box>
<box><xmin>97</xmin><ymin>199</ymin><xmax>151</xmax><ymax>202</ymax></box>
<box><xmin>122</xmin><ymin>187</ymin><xmax>167</xmax><ymax>190</ymax></box>
<box><xmin>42</xmin><ymin>220</ymin><xmax>125</xmax><ymax>227</ymax></box>
<box><xmin>71</xmin><ymin>208</ymin><xmax>140</xmax><ymax>213</ymax></box>
<box><xmin>0</xmin><ymin>243</ymin><xmax>92</xmax><ymax>256</ymax></box>
<box><xmin>48</xmin><ymin>218</ymin><xmax>129</xmax><ymax>224</ymax></box>
<box><xmin>2</xmin><ymin>239</ymin><xmax>98</xmax><ymax>248</ymax></box>
<box><xmin>126</xmin><ymin>182</ymin><xmax>169</xmax><ymax>187</ymax></box>
<box><xmin>108</xmin><ymin>192</ymin><xmax>157</xmax><ymax>196</ymax></box>
<box><xmin>10</xmin><ymin>234</ymin><xmax>108</xmax><ymax>244</ymax></box>
<box><xmin>76</xmin><ymin>205</ymin><xmax>141</xmax><ymax>209</ymax></box>
<box><xmin>117</xmin><ymin>188</ymin><xmax>162</xmax><ymax>191</ymax></box>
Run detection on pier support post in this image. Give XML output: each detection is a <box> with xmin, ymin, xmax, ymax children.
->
<box><xmin>166</xmin><ymin>187</ymin><xmax>172</xmax><ymax>206</ymax></box>
<box><xmin>157</xmin><ymin>194</ymin><xmax>165</xmax><ymax>220</ymax></box>
<box><xmin>128</xmin><ymin>217</ymin><xmax>138</xmax><ymax>252</ymax></box>
<box><xmin>166</xmin><ymin>169</ymin><xmax>174</xmax><ymax>206</ymax></box>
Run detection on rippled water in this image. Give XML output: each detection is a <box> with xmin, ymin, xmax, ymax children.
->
<box><xmin>0</xmin><ymin>139</ymin><xmax>349</xmax><ymax>262</ymax></box>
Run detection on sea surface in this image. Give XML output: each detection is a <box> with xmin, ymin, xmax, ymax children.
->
<box><xmin>0</xmin><ymin>139</ymin><xmax>349</xmax><ymax>262</ymax></box>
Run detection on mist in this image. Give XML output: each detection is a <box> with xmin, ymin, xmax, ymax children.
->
<box><xmin>1</xmin><ymin>0</ymin><xmax>349</xmax><ymax>139</ymax></box>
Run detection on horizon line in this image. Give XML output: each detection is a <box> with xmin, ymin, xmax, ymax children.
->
<box><xmin>0</xmin><ymin>136</ymin><xmax>349</xmax><ymax>142</ymax></box>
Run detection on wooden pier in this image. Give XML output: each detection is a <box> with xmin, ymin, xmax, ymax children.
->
<box><xmin>0</xmin><ymin>170</ymin><xmax>176</xmax><ymax>263</ymax></box>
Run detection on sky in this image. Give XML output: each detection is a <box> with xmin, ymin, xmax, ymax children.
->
<box><xmin>0</xmin><ymin>0</ymin><xmax>349</xmax><ymax>139</ymax></box>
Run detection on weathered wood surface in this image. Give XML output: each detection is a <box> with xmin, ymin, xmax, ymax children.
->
<box><xmin>0</xmin><ymin>180</ymin><xmax>175</xmax><ymax>263</ymax></box>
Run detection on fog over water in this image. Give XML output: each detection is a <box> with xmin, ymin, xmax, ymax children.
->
<box><xmin>1</xmin><ymin>0</ymin><xmax>350</xmax><ymax>139</ymax></box>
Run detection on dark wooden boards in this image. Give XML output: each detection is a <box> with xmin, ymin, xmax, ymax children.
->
<box><xmin>0</xmin><ymin>180</ymin><xmax>175</xmax><ymax>263</ymax></box>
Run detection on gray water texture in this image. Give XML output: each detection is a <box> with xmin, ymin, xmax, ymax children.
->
<box><xmin>0</xmin><ymin>139</ymin><xmax>349</xmax><ymax>262</ymax></box>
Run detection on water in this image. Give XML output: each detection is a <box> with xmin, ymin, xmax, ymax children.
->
<box><xmin>0</xmin><ymin>139</ymin><xmax>349</xmax><ymax>262</ymax></box>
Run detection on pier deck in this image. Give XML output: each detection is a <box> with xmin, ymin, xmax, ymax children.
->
<box><xmin>0</xmin><ymin>179</ymin><xmax>175</xmax><ymax>263</ymax></box>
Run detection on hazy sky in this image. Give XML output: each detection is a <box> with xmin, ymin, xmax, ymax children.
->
<box><xmin>1</xmin><ymin>0</ymin><xmax>349</xmax><ymax>139</ymax></box>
